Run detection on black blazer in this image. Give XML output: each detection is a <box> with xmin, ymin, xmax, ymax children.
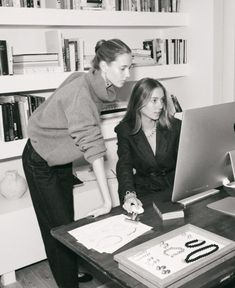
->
<box><xmin>115</xmin><ymin>118</ymin><xmax>181</xmax><ymax>202</ymax></box>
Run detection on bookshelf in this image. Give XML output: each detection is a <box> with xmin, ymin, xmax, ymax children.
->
<box><xmin>0</xmin><ymin>5</ymin><xmax>191</xmax><ymax>285</ymax></box>
<box><xmin>0</xmin><ymin>8</ymin><xmax>189</xmax><ymax>26</ymax></box>
<box><xmin>0</xmin><ymin>7</ymin><xmax>189</xmax><ymax>159</ymax></box>
<box><xmin>0</xmin><ymin>65</ymin><xmax>189</xmax><ymax>94</ymax></box>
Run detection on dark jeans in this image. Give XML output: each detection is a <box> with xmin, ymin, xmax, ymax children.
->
<box><xmin>22</xmin><ymin>140</ymin><xmax>78</xmax><ymax>288</ymax></box>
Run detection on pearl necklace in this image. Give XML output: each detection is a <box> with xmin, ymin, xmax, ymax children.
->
<box><xmin>145</xmin><ymin>125</ymin><xmax>157</xmax><ymax>138</ymax></box>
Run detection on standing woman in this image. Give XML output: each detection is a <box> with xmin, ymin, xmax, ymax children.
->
<box><xmin>115</xmin><ymin>78</ymin><xmax>181</xmax><ymax>214</ymax></box>
<box><xmin>22</xmin><ymin>39</ymin><xmax>132</xmax><ymax>288</ymax></box>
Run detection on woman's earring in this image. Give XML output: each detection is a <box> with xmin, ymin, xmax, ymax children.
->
<box><xmin>104</xmin><ymin>73</ymin><xmax>112</xmax><ymax>88</ymax></box>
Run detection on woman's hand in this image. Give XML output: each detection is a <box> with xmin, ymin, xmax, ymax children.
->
<box><xmin>123</xmin><ymin>192</ymin><xmax>143</xmax><ymax>214</ymax></box>
<box><xmin>87</xmin><ymin>201</ymin><xmax>112</xmax><ymax>218</ymax></box>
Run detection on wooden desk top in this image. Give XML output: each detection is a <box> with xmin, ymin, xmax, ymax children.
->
<box><xmin>51</xmin><ymin>190</ymin><xmax>235</xmax><ymax>288</ymax></box>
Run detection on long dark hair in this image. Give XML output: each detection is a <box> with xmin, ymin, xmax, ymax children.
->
<box><xmin>92</xmin><ymin>39</ymin><xmax>131</xmax><ymax>70</ymax></box>
<box><xmin>122</xmin><ymin>78</ymin><xmax>174</xmax><ymax>134</ymax></box>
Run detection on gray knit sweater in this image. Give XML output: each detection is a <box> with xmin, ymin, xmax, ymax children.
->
<box><xmin>28</xmin><ymin>69</ymin><xmax>117</xmax><ymax>166</ymax></box>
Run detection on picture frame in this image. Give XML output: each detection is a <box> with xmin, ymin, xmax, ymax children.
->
<box><xmin>114</xmin><ymin>224</ymin><xmax>235</xmax><ymax>288</ymax></box>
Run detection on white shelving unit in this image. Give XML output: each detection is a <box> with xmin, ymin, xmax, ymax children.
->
<box><xmin>0</xmin><ymin>6</ymin><xmax>190</xmax><ymax>285</ymax></box>
<box><xmin>0</xmin><ymin>7</ymin><xmax>189</xmax><ymax>26</ymax></box>
<box><xmin>0</xmin><ymin>64</ymin><xmax>189</xmax><ymax>94</ymax></box>
<box><xmin>0</xmin><ymin>139</ymin><xmax>27</xmax><ymax>160</ymax></box>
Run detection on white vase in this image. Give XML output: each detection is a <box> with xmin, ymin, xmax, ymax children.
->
<box><xmin>0</xmin><ymin>170</ymin><xmax>27</xmax><ymax>200</ymax></box>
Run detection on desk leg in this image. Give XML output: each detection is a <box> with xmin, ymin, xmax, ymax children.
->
<box><xmin>1</xmin><ymin>271</ymin><xmax>16</xmax><ymax>286</ymax></box>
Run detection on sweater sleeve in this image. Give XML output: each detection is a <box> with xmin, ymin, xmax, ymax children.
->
<box><xmin>63</xmin><ymin>86</ymin><xmax>106</xmax><ymax>164</ymax></box>
<box><xmin>115</xmin><ymin>124</ymin><xmax>136</xmax><ymax>202</ymax></box>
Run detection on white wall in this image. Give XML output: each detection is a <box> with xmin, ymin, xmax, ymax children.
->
<box><xmin>163</xmin><ymin>0</ymin><xmax>223</xmax><ymax>110</ymax></box>
<box><xmin>222</xmin><ymin>0</ymin><xmax>235</xmax><ymax>103</ymax></box>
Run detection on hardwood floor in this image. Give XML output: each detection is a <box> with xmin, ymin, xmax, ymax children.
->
<box><xmin>0</xmin><ymin>260</ymin><xmax>114</xmax><ymax>288</ymax></box>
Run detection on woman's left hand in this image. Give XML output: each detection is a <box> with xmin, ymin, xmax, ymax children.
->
<box><xmin>86</xmin><ymin>202</ymin><xmax>112</xmax><ymax>218</ymax></box>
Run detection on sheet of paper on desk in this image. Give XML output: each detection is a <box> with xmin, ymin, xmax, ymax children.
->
<box><xmin>69</xmin><ymin>214</ymin><xmax>152</xmax><ymax>253</ymax></box>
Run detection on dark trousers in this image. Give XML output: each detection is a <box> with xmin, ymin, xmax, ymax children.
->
<box><xmin>22</xmin><ymin>140</ymin><xmax>78</xmax><ymax>288</ymax></box>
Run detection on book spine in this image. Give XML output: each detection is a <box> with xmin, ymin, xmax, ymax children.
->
<box><xmin>6</xmin><ymin>42</ymin><xmax>13</xmax><ymax>75</ymax></box>
<box><xmin>13</xmin><ymin>0</ymin><xmax>21</xmax><ymax>6</ymax></box>
<box><xmin>171</xmin><ymin>94</ymin><xmax>183</xmax><ymax>112</ymax></box>
<box><xmin>68</xmin><ymin>41</ymin><xmax>76</xmax><ymax>71</ymax></box>
<box><xmin>8</xmin><ymin>103</ymin><xmax>17</xmax><ymax>140</ymax></box>
<box><xmin>13</xmin><ymin>102</ymin><xmax>23</xmax><ymax>139</ymax></box>
<box><xmin>0</xmin><ymin>40</ymin><xmax>9</xmax><ymax>75</ymax></box>
<box><xmin>2</xmin><ymin>104</ymin><xmax>10</xmax><ymax>142</ymax></box>
<box><xmin>18</xmin><ymin>100</ymin><xmax>28</xmax><ymax>138</ymax></box>
<box><xmin>63</xmin><ymin>38</ymin><xmax>71</xmax><ymax>71</ymax></box>
<box><xmin>0</xmin><ymin>104</ymin><xmax>5</xmax><ymax>142</ymax></box>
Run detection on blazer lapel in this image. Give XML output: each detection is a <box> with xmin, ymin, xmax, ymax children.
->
<box><xmin>156</xmin><ymin>126</ymin><xmax>170</xmax><ymax>158</ymax></box>
<box><xmin>132</xmin><ymin>130</ymin><xmax>157</xmax><ymax>166</ymax></box>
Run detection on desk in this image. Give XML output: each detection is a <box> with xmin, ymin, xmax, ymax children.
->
<box><xmin>51</xmin><ymin>190</ymin><xmax>235</xmax><ymax>288</ymax></box>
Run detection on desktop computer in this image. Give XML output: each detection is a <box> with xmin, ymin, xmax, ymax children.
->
<box><xmin>171</xmin><ymin>101</ymin><xmax>235</xmax><ymax>211</ymax></box>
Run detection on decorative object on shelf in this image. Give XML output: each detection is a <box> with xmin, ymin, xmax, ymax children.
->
<box><xmin>0</xmin><ymin>170</ymin><xmax>27</xmax><ymax>200</ymax></box>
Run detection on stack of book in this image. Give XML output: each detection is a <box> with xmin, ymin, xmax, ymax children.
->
<box><xmin>0</xmin><ymin>93</ymin><xmax>45</xmax><ymax>142</ymax></box>
<box><xmin>0</xmin><ymin>0</ymin><xmax>41</xmax><ymax>7</ymax></box>
<box><xmin>143</xmin><ymin>38</ymin><xmax>187</xmax><ymax>65</ymax></box>
<box><xmin>132</xmin><ymin>48</ymin><xmax>155</xmax><ymax>66</ymax></box>
<box><xmin>13</xmin><ymin>53</ymin><xmax>61</xmax><ymax>74</ymax></box>
<box><xmin>115</xmin><ymin>0</ymin><xmax>181</xmax><ymax>12</ymax></box>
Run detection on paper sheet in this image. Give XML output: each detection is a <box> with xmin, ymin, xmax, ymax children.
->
<box><xmin>69</xmin><ymin>214</ymin><xmax>152</xmax><ymax>253</ymax></box>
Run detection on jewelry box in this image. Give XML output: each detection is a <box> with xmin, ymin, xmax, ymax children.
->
<box><xmin>114</xmin><ymin>224</ymin><xmax>235</xmax><ymax>288</ymax></box>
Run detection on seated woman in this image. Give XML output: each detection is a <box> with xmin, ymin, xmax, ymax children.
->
<box><xmin>114</xmin><ymin>78</ymin><xmax>181</xmax><ymax>214</ymax></box>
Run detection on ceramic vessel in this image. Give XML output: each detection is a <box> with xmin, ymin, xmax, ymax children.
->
<box><xmin>0</xmin><ymin>170</ymin><xmax>27</xmax><ymax>200</ymax></box>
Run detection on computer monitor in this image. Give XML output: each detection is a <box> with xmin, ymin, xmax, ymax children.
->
<box><xmin>171</xmin><ymin>101</ymin><xmax>235</xmax><ymax>205</ymax></box>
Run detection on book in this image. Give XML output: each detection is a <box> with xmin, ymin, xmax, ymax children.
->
<box><xmin>0</xmin><ymin>40</ymin><xmax>9</xmax><ymax>75</ymax></box>
<box><xmin>171</xmin><ymin>94</ymin><xmax>183</xmax><ymax>113</ymax></box>
<box><xmin>45</xmin><ymin>30</ymin><xmax>66</xmax><ymax>72</ymax></box>
<box><xmin>0</xmin><ymin>105</ymin><xmax>5</xmax><ymax>142</ymax></box>
<box><xmin>67</xmin><ymin>37</ymin><xmax>84</xmax><ymax>71</ymax></box>
<box><xmin>6</xmin><ymin>41</ymin><xmax>13</xmax><ymax>75</ymax></box>
<box><xmin>152</xmin><ymin>196</ymin><xmax>184</xmax><ymax>220</ymax></box>
<box><xmin>143</xmin><ymin>39</ymin><xmax>156</xmax><ymax>63</ymax></box>
<box><xmin>13</xmin><ymin>53</ymin><xmax>59</xmax><ymax>63</ymax></box>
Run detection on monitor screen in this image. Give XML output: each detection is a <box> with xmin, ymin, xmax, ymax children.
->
<box><xmin>171</xmin><ymin>102</ymin><xmax>235</xmax><ymax>203</ymax></box>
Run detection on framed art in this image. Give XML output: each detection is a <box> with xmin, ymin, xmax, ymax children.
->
<box><xmin>114</xmin><ymin>224</ymin><xmax>235</xmax><ymax>288</ymax></box>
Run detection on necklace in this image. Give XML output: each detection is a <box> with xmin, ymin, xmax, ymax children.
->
<box><xmin>163</xmin><ymin>247</ymin><xmax>185</xmax><ymax>257</ymax></box>
<box><xmin>145</xmin><ymin>125</ymin><xmax>157</xmax><ymax>138</ymax></box>
<box><xmin>185</xmin><ymin>244</ymin><xmax>219</xmax><ymax>263</ymax></box>
<box><xmin>185</xmin><ymin>239</ymin><xmax>206</xmax><ymax>248</ymax></box>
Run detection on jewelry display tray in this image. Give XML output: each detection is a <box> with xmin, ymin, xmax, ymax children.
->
<box><xmin>114</xmin><ymin>224</ymin><xmax>235</xmax><ymax>288</ymax></box>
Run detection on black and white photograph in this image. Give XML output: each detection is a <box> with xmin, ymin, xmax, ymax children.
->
<box><xmin>0</xmin><ymin>1</ymin><xmax>235</xmax><ymax>288</ymax></box>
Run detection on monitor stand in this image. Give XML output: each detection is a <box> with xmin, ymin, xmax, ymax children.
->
<box><xmin>178</xmin><ymin>150</ymin><xmax>235</xmax><ymax>208</ymax></box>
<box><xmin>204</xmin><ymin>150</ymin><xmax>235</xmax><ymax>216</ymax></box>
<box><xmin>177</xmin><ymin>189</ymin><xmax>220</xmax><ymax>208</ymax></box>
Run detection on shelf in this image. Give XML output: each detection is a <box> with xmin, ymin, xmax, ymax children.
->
<box><xmin>0</xmin><ymin>113</ymin><xmax>123</xmax><ymax>160</ymax></box>
<box><xmin>0</xmin><ymin>73</ymin><xmax>73</xmax><ymax>93</ymax></box>
<box><xmin>0</xmin><ymin>65</ymin><xmax>189</xmax><ymax>93</ymax></box>
<box><xmin>0</xmin><ymin>7</ymin><xmax>189</xmax><ymax>27</ymax></box>
<box><xmin>0</xmin><ymin>139</ymin><xmax>27</xmax><ymax>160</ymax></box>
<box><xmin>129</xmin><ymin>64</ymin><xmax>189</xmax><ymax>80</ymax></box>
